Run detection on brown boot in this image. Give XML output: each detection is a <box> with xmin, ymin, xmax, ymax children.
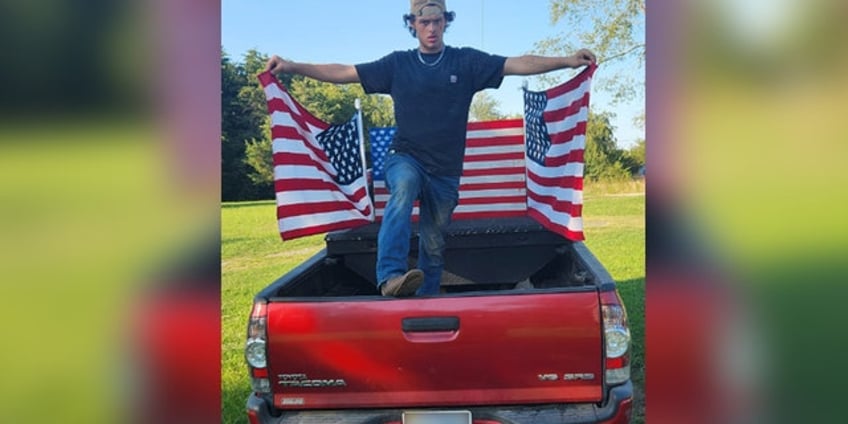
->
<box><xmin>380</xmin><ymin>269</ymin><xmax>424</xmax><ymax>297</ymax></box>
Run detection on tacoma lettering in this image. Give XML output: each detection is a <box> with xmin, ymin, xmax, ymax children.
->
<box><xmin>279</xmin><ymin>379</ymin><xmax>347</xmax><ymax>388</ymax></box>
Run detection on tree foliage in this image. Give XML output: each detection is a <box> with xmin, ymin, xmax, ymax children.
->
<box><xmin>222</xmin><ymin>48</ymin><xmax>264</xmax><ymax>201</ymax></box>
<box><xmin>243</xmin><ymin>120</ymin><xmax>274</xmax><ymax>186</ymax></box>
<box><xmin>584</xmin><ymin>111</ymin><xmax>634</xmax><ymax>181</ymax></box>
<box><xmin>626</xmin><ymin>138</ymin><xmax>645</xmax><ymax>168</ymax></box>
<box><xmin>289</xmin><ymin>78</ymin><xmax>394</xmax><ymax>129</ymax></box>
<box><xmin>535</xmin><ymin>0</ymin><xmax>645</xmax><ymax>105</ymax></box>
<box><xmin>469</xmin><ymin>91</ymin><xmax>506</xmax><ymax>121</ymax></box>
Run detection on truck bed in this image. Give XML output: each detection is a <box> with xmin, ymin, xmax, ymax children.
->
<box><xmin>257</xmin><ymin>217</ymin><xmax>612</xmax><ymax>300</ymax></box>
<box><xmin>248</xmin><ymin>217</ymin><xmax>622</xmax><ymax>415</ymax></box>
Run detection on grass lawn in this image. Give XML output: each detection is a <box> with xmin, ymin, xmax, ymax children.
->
<box><xmin>582</xmin><ymin>190</ymin><xmax>646</xmax><ymax>423</ymax></box>
<box><xmin>222</xmin><ymin>189</ymin><xmax>645</xmax><ymax>423</ymax></box>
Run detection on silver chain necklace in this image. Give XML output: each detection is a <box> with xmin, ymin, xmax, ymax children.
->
<box><xmin>417</xmin><ymin>48</ymin><xmax>445</xmax><ymax>67</ymax></box>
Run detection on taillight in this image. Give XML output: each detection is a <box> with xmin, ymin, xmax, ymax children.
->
<box><xmin>601</xmin><ymin>290</ymin><xmax>631</xmax><ymax>385</ymax></box>
<box><xmin>245</xmin><ymin>301</ymin><xmax>271</xmax><ymax>394</ymax></box>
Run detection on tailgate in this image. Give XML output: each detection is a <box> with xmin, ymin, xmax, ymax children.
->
<box><xmin>265</xmin><ymin>291</ymin><xmax>603</xmax><ymax>410</ymax></box>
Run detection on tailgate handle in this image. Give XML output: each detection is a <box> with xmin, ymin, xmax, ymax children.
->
<box><xmin>402</xmin><ymin>317</ymin><xmax>460</xmax><ymax>332</ymax></box>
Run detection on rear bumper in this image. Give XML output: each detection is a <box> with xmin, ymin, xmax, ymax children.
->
<box><xmin>247</xmin><ymin>381</ymin><xmax>632</xmax><ymax>424</ymax></box>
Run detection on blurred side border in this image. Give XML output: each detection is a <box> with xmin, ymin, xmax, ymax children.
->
<box><xmin>0</xmin><ymin>1</ymin><xmax>221</xmax><ymax>423</ymax></box>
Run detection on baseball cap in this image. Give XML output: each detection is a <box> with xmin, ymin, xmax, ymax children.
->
<box><xmin>410</xmin><ymin>0</ymin><xmax>446</xmax><ymax>17</ymax></box>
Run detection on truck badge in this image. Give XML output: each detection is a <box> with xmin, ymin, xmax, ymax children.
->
<box><xmin>278</xmin><ymin>373</ymin><xmax>347</xmax><ymax>388</ymax></box>
<box><xmin>538</xmin><ymin>373</ymin><xmax>596</xmax><ymax>381</ymax></box>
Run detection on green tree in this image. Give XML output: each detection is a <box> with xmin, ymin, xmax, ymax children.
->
<box><xmin>238</xmin><ymin>50</ymin><xmax>274</xmax><ymax>129</ymax></box>
<box><xmin>244</xmin><ymin>120</ymin><xmax>274</xmax><ymax>186</ymax></box>
<box><xmin>584</xmin><ymin>111</ymin><xmax>631</xmax><ymax>181</ymax></box>
<box><xmin>625</xmin><ymin>138</ymin><xmax>645</xmax><ymax>172</ymax></box>
<box><xmin>221</xmin><ymin>48</ymin><xmax>251</xmax><ymax>201</ymax></box>
<box><xmin>234</xmin><ymin>50</ymin><xmax>281</xmax><ymax>197</ymax></box>
<box><xmin>535</xmin><ymin>0</ymin><xmax>645</xmax><ymax>104</ymax></box>
<box><xmin>222</xmin><ymin>48</ymin><xmax>277</xmax><ymax>200</ymax></box>
<box><xmin>469</xmin><ymin>91</ymin><xmax>506</xmax><ymax>121</ymax></box>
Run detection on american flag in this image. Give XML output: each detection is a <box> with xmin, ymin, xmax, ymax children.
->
<box><xmin>258</xmin><ymin>71</ymin><xmax>373</xmax><ymax>240</ymax></box>
<box><xmin>524</xmin><ymin>64</ymin><xmax>596</xmax><ymax>241</ymax></box>
<box><xmin>370</xmin><ymin>119</ymin><xmax>528</xmax><ymax>221</ymax></box>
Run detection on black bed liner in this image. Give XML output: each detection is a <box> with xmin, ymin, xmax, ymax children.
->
<box><xmin>325</xmin><ymin>216</ymin><xmax>574</xmax><ymax>286</ymax></box>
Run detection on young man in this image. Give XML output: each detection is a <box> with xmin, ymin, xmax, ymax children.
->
<box><xmin>265</xmin><ymin>0</ymin><xmax>595</xmax><ymax>297</ymax></box>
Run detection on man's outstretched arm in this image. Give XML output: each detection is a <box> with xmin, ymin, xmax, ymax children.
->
<box><xmin>503</xmin><ymin>49</ymin><xmax>596</xmax><ymax>76</ymax></box>
<box><xmin>265</xmin><ymin>55</ymin><xmax>360</xmax><ymax>84</ymax></box>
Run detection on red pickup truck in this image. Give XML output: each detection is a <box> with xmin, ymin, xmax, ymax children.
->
<box><xmin>244</xmin><ymin>217</ymin><xmax>632</xmax><ymax>423</ymax></box>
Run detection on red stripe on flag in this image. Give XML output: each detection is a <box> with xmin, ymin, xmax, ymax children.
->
<box><xmin>545</xmin><ymin>64</ymin><xmax>596</xmax><ymax>98</ymax></box>
<box><xmin>257</xmin><ymin>72</ymin><xmax>277</xmax><ymax>87</ymax></box>
<box><xmin>463</xmin><ymin>151</ymin><xmax>525</xmax><ymax>162</ymax></box>
<box><xmin>459</xmin><ymin>180</ymin><xmax>526</xmax><ymax>191</ymax></box>
<box><xmin>465</xmin><ymin>135</ymin><xmax>524</xmax><ymax>147</ymax></box>
<box><xmin>281</xmin><ymin>219</ymin><xmax>372</xmax><ymax>240</ymax></box>
<box><xmin>270</xmin><ymin>125</ymin><xmax>306</xmax><ymax>141</ymax></box>
<box><xmin>266</xmin><ymin>98</ymin><xmax>330</xmax><ymax>132</ymax></box>
<box><xmin>466</xmin><ymin>118</ymin><xmax>524</xmax><ymax>130</ymax></box>
<box><xmin>271</xmin><ymin>152</ymin><xmax>332</xmax><ymax>169</ymax></box>
<box><xmin>525</xmin><ymin>190</ymin><xmax>583</xmax><ymax>217</ymax></box>
<box><xmin>548</xmin><ymin>122</ymin><xmax>588</xmax><ymax>145</ymax></box>
<box><xmin>458</xmin><ymin>196</ymin><xmax>527</xmax><ymax>206</ymax></box>
<box><xmin>526</xmin><ymin>170</ymin><xmax>583</xmax><ymax>189</ymax></box>
<box><xmin>543</xmin><ymin>149</ymin><xmax>585</xmax><ymax>167</ymax></box>
<box><xmin>269</xmin><ymin>128</ymin><xmax>331</xmax><ymax>164</ymax></box>
<box><xmin>274</xmin><ymin>178</ymin><xmax>368</xmax><ymax>199</ymax></box>
<box><xmin>278</xmin><ymin>202</ymin><xmax>372</xmax><ymax>218</ymax></box>
<box><xmin>543</xmin><ymin>91</ymin><xmax>590</xmax><ymax>123</ymax></box>
<box><xmin>461</xmin><ymin>167</ymin><xmax>526</xmax><ymax>177</ymax></box>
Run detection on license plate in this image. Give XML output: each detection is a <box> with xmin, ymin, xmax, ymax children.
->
<box><xmin>402</xmin><ymin>410</ymin><xmax>472</xmax><ymax>424</ymax></box>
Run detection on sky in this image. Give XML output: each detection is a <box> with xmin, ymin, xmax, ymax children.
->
<box><xmin>221</xmin><ymin>0</ymin><xmax>644</xmax><ymax>148</ymax></box>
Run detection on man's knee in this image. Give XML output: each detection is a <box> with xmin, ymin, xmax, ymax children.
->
<box><xmin>390</xmin><ymin>176</ymin><xmax>418</xmax><ymax>194</ymax></box>
<box><xmin>386</xmin><ymin>169</ymin><xmax>421</xmax><ymax>203</ymax></box>
<box><xmin>386</xmin><ymin>182</ymin><xmax>419</xmax><ymax>211</ymax></box>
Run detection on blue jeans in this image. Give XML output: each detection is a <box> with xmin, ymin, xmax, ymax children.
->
<box><xmin>377</xmin><ymin>152</ymin><xmax>460</xmax><ymax>295</ymax></box>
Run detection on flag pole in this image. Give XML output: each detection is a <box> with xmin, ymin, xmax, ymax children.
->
<box><xmin>521</xmin><ymin>79</ymin><xmax>530</xmax><ymax>212</ymax></box>
<box><xmin>355</xmin><ymin>98</ymin><xmax>374</xmax><ymax>221</ymax></box>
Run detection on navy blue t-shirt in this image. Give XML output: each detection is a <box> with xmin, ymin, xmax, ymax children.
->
<box><xmin>355</xmin><ymin>46</ymin><xmax>506</xmax><ymax>176</ymax></box>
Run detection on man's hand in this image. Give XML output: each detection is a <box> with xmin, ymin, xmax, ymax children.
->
<box><xmin>262</xmin><ymin>56</ymin><xmax>359</xmax><ymax>84</ymax></box>
<box><xmin>569</xmin><ymin>49</ymin><xmax>597</xmax><ymax>67</ymax></box>
<box><xmin>504</xmin><ymin>49</ymin><xmax>597</xmax><ymax>76</ymax></box>
<box><xmin>265</xmin><ymin>55</ymin><xmax>290</xmax><ymax>74</ymax></box>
